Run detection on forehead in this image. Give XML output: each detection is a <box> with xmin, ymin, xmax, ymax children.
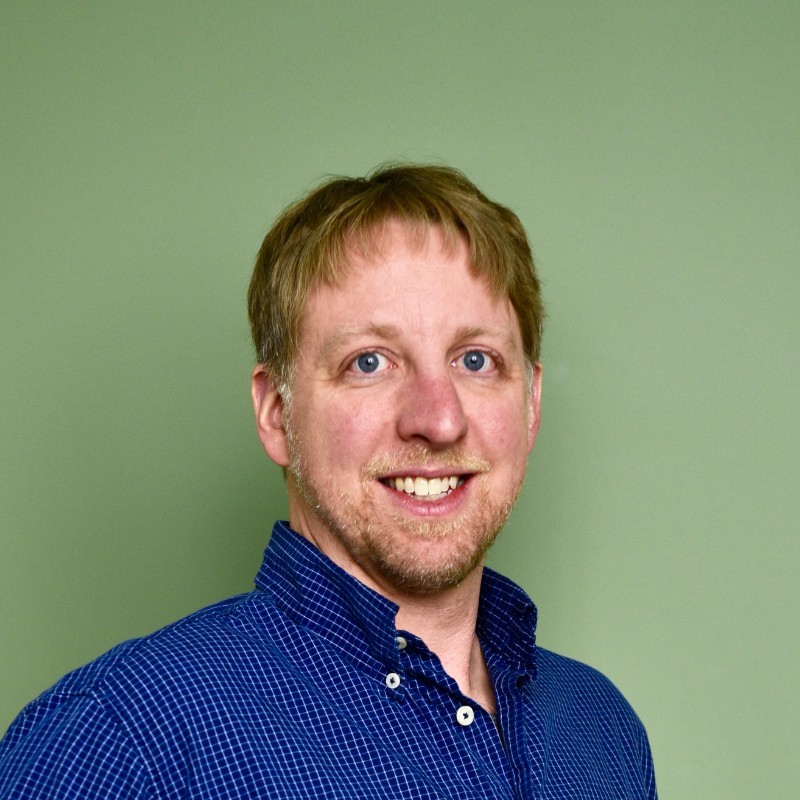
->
<box><xmin>298</xmin><ymin>222</ymin><xmax>522</xmax><ymax>351</ymax></box>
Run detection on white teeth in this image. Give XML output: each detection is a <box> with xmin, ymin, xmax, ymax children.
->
<box><xmin>386</xmin><ymin>475</ymin><xmax>461</xmax><ymax>498</ymax></box>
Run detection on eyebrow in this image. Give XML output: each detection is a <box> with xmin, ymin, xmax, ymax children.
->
<box><xmin>317</xmin><ymin>322</ymin><xmax>520</xmax><ymax>363</ymax></box>
<box><xmin>317</xmin><ymin>323</ymin><xmax>402</xmax><ymax>362</ymax></box>
<box><xmin>453</xmin><ymin>325</ymin><xmax>520</xmax><ymax>351</ymax></box>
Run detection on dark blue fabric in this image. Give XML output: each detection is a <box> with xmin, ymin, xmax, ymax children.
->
<box><xmin>0</xmin><ymin>522</ymin><xmax>657</xmax><ymax>798</ymax></box>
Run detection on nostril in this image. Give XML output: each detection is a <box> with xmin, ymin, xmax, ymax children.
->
<box><xmin>396</xmin><ymin>378</ymin><xmax>468</xmax><ymax>445</ymax></box>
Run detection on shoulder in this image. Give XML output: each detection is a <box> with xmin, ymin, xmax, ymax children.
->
<box><xmin>0</xmin><ymin>591</ymin><xmax>271</xmax><ymax>793</ymax></box>
<box><xmin>535</xmin><ymin>647</ymin><xmax>631</xmax><ymax>693</ymax></box>
<box><xmin>526</xmin><ymin>649</ymin><xmax>657</xmax><ymax>796</ymax></box>
<box><xmin>32</xmin><ymin>591</ymin><xmax>262</xmax><ymax>706</ymax></box>
<box><xmin>533</xmin><ymin>647</ymin><xmax>646</xmax><ymax>728</ymax></box>
<box><xmin>529</xmin><ymin>647</ymin><xmax>654</xmax><ymax>774</ymax></box>
<box><xmin>0</xmin><ymin>689</ymin><xmax>152</xmax><ymax>797</ymax></box>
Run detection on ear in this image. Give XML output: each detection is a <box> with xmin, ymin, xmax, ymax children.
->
<box><xmin>527</xmin><ymin>361</ymin><xmax>543</xmax><ymax>453</ymax></box>
<box><xmin>251</xmin><ymin>365</ymin><xmax>290</xmax><ymax>467</ymax></box>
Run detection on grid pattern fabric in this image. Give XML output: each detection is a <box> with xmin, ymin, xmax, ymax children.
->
<box><xmin>0</xmin><ymin>522</ymin><xmax>657</xmax><ymax>799</ymax></box>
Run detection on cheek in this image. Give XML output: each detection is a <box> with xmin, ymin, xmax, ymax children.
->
<box><xmin>473</xmin><ymin>399</ymin><xmax>531</xmax><ymax>458</ymax></box>
<box><xmin>306</xmin><ymin>396</ymin><xmax>389</xmax><ymax>464</ymax></box>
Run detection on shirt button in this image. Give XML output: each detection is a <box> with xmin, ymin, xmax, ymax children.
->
<box><xmin>385</xmin><ymin>672</ymin><xmax>401</xmax><ymax>689</ymax></box>
<box><xmin>456</xmin><ymin>705</ymin><xmax>475</xmax><ymax>726</ymax></box>
<box><xmin>396</xmin><ymin>636</ymin><xmax>408</xmax><ymax>651</ymax></box>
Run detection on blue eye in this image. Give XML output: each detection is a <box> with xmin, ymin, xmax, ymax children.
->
<box><xmin>461</xmin><ymin>350</ymin><xmax>489</xmax><ymax>372</ymax></box>
<box><xmin>354</xmin><ymin>352</ymin><xmax>384</xmax><ymax>373</ymax></box>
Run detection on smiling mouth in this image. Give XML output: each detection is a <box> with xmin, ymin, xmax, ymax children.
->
<box><xmin>379</xmin><ymin>474</ymin><xmax>468</xmax><ymax>500</ymax></box>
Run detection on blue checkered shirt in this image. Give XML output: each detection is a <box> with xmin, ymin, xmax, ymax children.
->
<box><xmin>0</xmin><ymin>522</ymin><xmax>656</xmax><ymax>798</ymax></box>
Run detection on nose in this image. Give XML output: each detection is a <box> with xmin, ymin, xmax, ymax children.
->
<box><xmin>395</xmin><ymin>368</ymin><xmax>468</xmax><ymax>447</ymax></box>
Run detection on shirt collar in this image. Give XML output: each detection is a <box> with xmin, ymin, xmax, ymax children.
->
<box><xmin>477</xmin><ymin>567</ymin><xmax>538</xmax><ymax>679</ymax></box>
<box><xmin>255</xmin><ymin>521</ymin><xmax>538</xmax><ymax>678</ymax></box>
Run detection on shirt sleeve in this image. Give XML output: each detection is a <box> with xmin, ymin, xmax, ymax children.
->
<box><xmin>0</xmin><ymin>693</ymin><xmax>152</xmax><ymax>799</ymax></box>
<box><xmin>640</xmin><ymin>723</ymin><xmax>658</xmax><ymax>800</ymax></box>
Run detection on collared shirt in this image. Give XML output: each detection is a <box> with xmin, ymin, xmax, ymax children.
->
<box><xmin>0</xmin><ymin>522</ymin><xmax>657</xmax><ymax>799</ymax></box>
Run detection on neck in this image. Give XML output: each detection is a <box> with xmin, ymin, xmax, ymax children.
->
<box><xmin>288</xmin><ymin>505</ymin><xmax>497</xmax><ymax>712</ymax></box>
<box><xmin>390</xmin><ymin>568</ymin><xmax>496</xmax><ymax>714</ymax></box>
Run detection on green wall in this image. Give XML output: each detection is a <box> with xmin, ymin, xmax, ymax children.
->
<box><xmin>2</xmin><ymin>2</ymin><xmax>798</xmax><ymax>796</ymax></box>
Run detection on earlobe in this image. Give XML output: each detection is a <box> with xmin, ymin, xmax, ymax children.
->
<box><xmin>251</xmin><ymin>365</ymin><xmax>290</xmax><ymax>467</ymax></box>
<box><xmin>527</xmin><ymin>362</ymin><xmax>543</xmax><ymax>453</ymax></box>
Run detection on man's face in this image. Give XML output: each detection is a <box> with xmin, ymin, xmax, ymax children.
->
<box><xmin>255</xmin><ymin>222</ymin><xmax>541</xmax><ymax>597</ymax></box>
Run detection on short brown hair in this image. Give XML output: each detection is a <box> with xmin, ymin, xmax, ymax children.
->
<box><xmin>248</xmin><ymin>163</ymin><xmax>543</xmax><ymax>385</ymax></box>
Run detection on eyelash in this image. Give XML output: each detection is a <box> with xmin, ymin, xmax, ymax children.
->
<box><xmin>347</xmin><ymin>351</ymin><xmax>393</xmax><ymax>376</ymax></box>
<box><xmin>453</xmin><ymin>350</ymin><xmax>497</xmax><ymax>374</ymax></box>
<box><xmin>346</xmin><ymin>348</ymin><xmax>500</xmax><ymax>377</ymax></box>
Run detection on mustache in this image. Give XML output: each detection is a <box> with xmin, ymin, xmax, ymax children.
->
<box><xmin>361</xmin><ymin>444</ymin><xmax>491</xmax><ymax>479</ymax></box>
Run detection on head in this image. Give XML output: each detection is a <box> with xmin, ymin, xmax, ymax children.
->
<box><xmin>248</xmin><ymin>163</ymin><xmax>544</xmax><ymax>393</ymax></box>
<box><xmin>248</xmin><ymin>164</ymin><xmax>544</xmax><ymax>597</ymax></box>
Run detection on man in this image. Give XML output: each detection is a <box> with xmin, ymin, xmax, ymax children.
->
<box><xmin>0</xmin><ymin>164</ymin><xmax>657</xmax><ymax>798</ymax></box>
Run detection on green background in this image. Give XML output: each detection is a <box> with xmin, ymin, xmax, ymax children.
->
<box><xmin>2</xmin><ymin>2</ymin><xmax>798</xmax><ymax>796</ymax></box>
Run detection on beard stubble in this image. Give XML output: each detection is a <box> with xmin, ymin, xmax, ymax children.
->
<box><xmin>287</xmin><ymin>438</ymin><xmax>523</xmax><ymax>594</ymax></box>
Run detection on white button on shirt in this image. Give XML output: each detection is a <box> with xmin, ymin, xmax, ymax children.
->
<box><xmin>456</xmin><ymin>705</ymin><xmax>475</xmax><ymax>726</ymax></box>
<box><xmin>395</xmin><ymin>636</ymin><xmax>408</xmax><ymax>651</ymax></box>
<box><xmin>385</xmin><ymin>673</ymin><xmax>401</xmax><ymax>689</ymax></box>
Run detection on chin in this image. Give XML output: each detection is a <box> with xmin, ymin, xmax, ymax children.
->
<box><xmin>354</xmin><ymin>493</ymin><xmax>515</xmax><ymax>595</ymax></box>
<box><xmin>362</xmin><ymin>540</ymin><xmax>491</xmax><ymax>594</ymax></box>
<box><xmin>289</xmin><ymin>462</ymin><xmax>520</xmax><ymax>595</ymax></box>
